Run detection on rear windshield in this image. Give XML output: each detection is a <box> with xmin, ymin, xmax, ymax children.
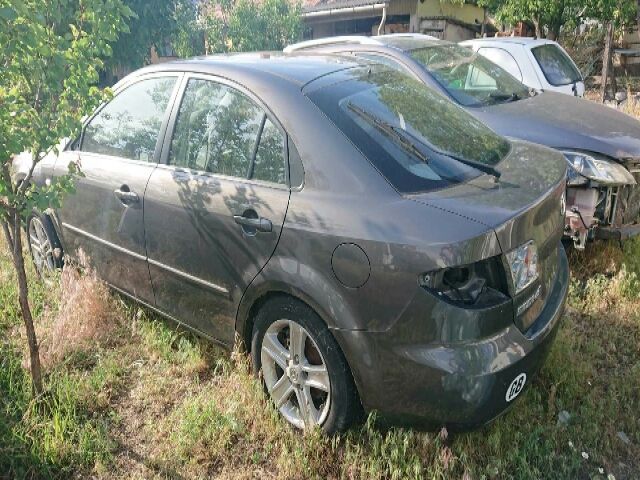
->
<box><xmin>307</xmin><ymin>68</ymin><xmax>511</xmax><ymax>193</ymax></box>
<box><xmin>531</xmin><ymin>44</ymin><xmax>582</xmax><ymax>86</ymax></box>
<box><xmin>408</xmin><ymin>44</ymin><xmax>531</xmax><ymax>107</ymax></box>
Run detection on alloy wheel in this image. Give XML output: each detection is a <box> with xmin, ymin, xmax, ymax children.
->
<box><xmin>261</xmin><ymin>319</ymin><xmax>331</xmax><ymax>429</ymax></box>
<box><xmin>28</xmin><ymin>217</ymin><xmax>56</xmax><ymax>274</ymax></box>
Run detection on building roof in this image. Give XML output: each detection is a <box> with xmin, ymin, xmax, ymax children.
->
<box><xmin>303</xmin><ymin>0</ymin><xmax>386</xmax><ymax>14</ymax></box>
<box><xmin>302</xmin><ymin>0</ymin><xmax>483</xmax><ymax>14</ymax></box>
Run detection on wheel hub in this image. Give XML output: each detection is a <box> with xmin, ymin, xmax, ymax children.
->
<box><xmin>286</xmin><ymin>361</ymin><xmax>304</xmax><ymax>385</ymax></box>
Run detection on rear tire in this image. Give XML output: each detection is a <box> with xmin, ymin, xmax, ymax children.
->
<box><xmin>251</xmin><ymin>296</ymin><xmax>361</xmax><ymax>434</ymax></box>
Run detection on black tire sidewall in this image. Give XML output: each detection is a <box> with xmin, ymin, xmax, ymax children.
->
<box><xmin>26</xmin><ymin>213</ymin><xmax>63</xmax><ymax>273</ymax></box>
<box><xmin>251</xmin><ymin>296</ymin><xmax>360</xmax><ymax>434</ymax></box>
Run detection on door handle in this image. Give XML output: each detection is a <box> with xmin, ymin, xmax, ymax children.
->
<box><xmin>233</xmin><ymin>214</ymin><xmax>272</xmax><ymax>233</ymax></box>
<box><xmin>114</xmin><ymin>187</ymin><xmax>140</xmax><ymax>205</ymax></box>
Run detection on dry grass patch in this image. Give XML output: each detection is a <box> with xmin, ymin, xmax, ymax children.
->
<box><xmin>36</xmin><ymin>265</ymin><xmax>120</xmax><ymax>369</ymax></box>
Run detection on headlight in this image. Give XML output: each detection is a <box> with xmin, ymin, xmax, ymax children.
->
<box><xmin>505</xmin><ymin>241</ymin><xmax>538</xmax><ymax>294</ymax></box>
<box><xmin>562</xmin><ymin>151</ymin><xmax>636</xmax><ymax>186</ymax></box>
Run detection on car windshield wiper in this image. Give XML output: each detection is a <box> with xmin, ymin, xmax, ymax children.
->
<box><xmin>347</xmin><ymin>102</ymin><xmax>501</xmax><ymax>179</ymax></box>
<box><xmin>347</xmin><ymin>103</ymin><xmax>430</xmax><ymax>165</ymax></box>
<box><xmin>489</xmin><ymin>91</ymin><xmax>521</xmax><ymax>103</ymax></box>
<box><xmin>399</xmin><ymin>126</ymin><xmax>501</xmax><ymax>179</ymax></box>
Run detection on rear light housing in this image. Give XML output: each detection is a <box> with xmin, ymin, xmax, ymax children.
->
<box><xmin>419</xmin><ymin>255</ymin><xmax>510</xmax><ymax>308</ymax></box>
<box><xmin>504</xmin><ymin>241</ymin><xmax>539</xmax><ymax>294</ymax></box>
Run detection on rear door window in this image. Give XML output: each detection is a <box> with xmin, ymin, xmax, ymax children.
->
<box><xmin>531</xmin><ymin>44</ymin><xmax>582</xmax><ymax>86</ymax></box>
<box><xmin>169</xmin><ymin>78</ymin><xmax>286</xmax><ymax>184</ymax></box>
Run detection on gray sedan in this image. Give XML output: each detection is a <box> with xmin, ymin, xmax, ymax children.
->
<box><xmin>28</xmin><ymin>54</ymin><xmax>568</xmax><ymax>433</ymax></box>
<box><xmin>286</xmin><ymin>34</ymin><xmax>640</xmax><ymax>249</ymax></box>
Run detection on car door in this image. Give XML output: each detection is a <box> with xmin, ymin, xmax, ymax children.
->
<box><xmin>55</xmin><ymin>74</ymin><xmax>181</xmax><ymax>303</ymax></box>
<box><xmin>476</xmin><ymin>47</ymin><xmax>523</xmax><ymax>82</ymax></box>
<box><xmin>144</xmin><ymin>75</ymin><xmax>291</xmax><ymax>344</ymax></box>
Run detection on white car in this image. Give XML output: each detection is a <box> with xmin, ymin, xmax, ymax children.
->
<box><xmin>460</xmin><ymin>37</ymin><xmax>585</xmax><ymax>97</ymax></box>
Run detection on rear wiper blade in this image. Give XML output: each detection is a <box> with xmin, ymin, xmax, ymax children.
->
<box><xmin>347</xmin><ymin>102</ymin><xmax>501</xmax><ymax>179</ymax></box>
<box><xmin>442</xmin><ymin>151</ymin><xmax>501</xmax><ymax>179</ymax></box>
<box><xmin>347</xmin><ymin>103</ymin><xmax>429</xmax><ymax>164</ymax></box>
<box><xmin>381</xmin><ymin>115</ymin><xmax>502</xmax><ymax>180</ymax></box>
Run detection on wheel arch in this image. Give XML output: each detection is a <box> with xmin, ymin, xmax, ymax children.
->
<box><xmin>236</xmin><ymin>282</ymin><xmax>342</xmax><ymax>352</ymax></box>
<box><xmin>29</xmin><ymin>210</ymin><xmax>64</xmax><ymax>250</ymax></box>
<box><xmin>238</xmin><ymin>283</ymin><xmax>366</xmax><ymax>426</ymax></box>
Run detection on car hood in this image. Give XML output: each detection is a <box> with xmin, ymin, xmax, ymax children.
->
<box><xmin>469</xmin><ymin>92</ymin><xmax>640</xmax><ymax>160</ymax></box>
<box><xmin>408</xmin><ymin>140</ymin><xmax>567</xmax><ymax>253</ymax></box>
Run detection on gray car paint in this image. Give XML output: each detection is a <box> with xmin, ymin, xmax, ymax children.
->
<box><xmin>294</xmin><ymin>39</ymin><xmax>640</xmax><ymax>160</ymax></box>
<box><xmin>472</xmin><ymin>91</ymin><xmax>640</xmax><ymax>160</ymax></box>
<box><xmin>32</xmin><ymin>53</ymin><xmax>569</xmax><ymax>427</ymax></box>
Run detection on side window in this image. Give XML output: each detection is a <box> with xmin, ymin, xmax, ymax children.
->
<box><xmin>531</xmin><ymin>44</ymin><xmax>582</xmax><ymax>86</ymax></box>
<box><xmin>170</xmin><ymin>78</ymin><xmax>286</xmax><ymax>184</ymax></box>
<box><xmin>82</xmin><ymin>77</ymin><xmax>177</xmax><ymax>161</ymax></box>
<box><xmin>477</xmin><ymin>47</ymin><xmax>523</xmax><ymax>82</ymax></box>
<box><xmin>467</xmin><ymin>66</ymin><xmax>497</xmax><ymax>89</ymax></box>
<box><xmin>252</xmin><ymin>118</ymin><xmax>286</xmax><ymax>184</ymax></box>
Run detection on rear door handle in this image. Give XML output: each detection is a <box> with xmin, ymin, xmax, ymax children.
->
<box><xmin>114</xmin><ymin>187</ymin><xmax>140</xmax><ymax>205</ymax></box>
<box><xmin>233</xmin><ymin>214</ymin><xmax>272</xmax><ymax>233</ymax></box>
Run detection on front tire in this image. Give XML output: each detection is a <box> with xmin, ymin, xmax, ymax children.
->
<box><xmin>251</xmin><ymin>296</ymin><xmax>361</xmax><ymax>434</ymax></box>
<box><xmin>26</xmin><ymin>214</ymin><xmax>62</xmax><ymax>276</ymax></box>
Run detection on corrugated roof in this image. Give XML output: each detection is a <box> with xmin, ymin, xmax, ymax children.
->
<box><xmin>303</xmin><ymin>0</ymin><xmax>386</xmax><ymax>14</ymax></box>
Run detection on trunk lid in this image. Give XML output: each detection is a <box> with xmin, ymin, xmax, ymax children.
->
<box><xmin>410</xmin><ymin>140</ymin><xmax>567</xmax><ymax>333</ymax></box>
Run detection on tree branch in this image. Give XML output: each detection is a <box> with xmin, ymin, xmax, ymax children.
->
<box><xmin>1</xmin><ymin>219</ymin><xmax>15</xmax><ymax>258</ymax></box>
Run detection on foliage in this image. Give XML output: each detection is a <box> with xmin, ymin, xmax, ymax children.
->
<box><xmin>0</xmin><ymin>0</ymin><xmax>131</xmax><ymax>213</ymax></box>
<box><xmin>202</xmin><ymin>0</ymin><xmax>303</xmax><ymax>54</ymax></box>
<box><xmin>561</xmin><ymin>27</ymin><xmax>606</xmax><ymax>78</ymax></box>
<box><xmin>102</xmin><ymin>0</ymin><xmax>177</xmax><ymax>72</ymax></box>
<box><xmin>172</xmin><ymin>0</ymin><xmax>206</xmax><ymax>58</ymax></box>
<box><xmin>478</xmin><ymin>0</ymin><xmax>637</xmax><ymax>38</ymax></box>
<box><xmin>0</xmin><ymin>0</ymin><xmax>130</xmax><ymax>395</ymax></box>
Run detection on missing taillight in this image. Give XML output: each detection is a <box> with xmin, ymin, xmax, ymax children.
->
<box><xmin>420</xmin><ymin>256</ymin><xmax>510</xmax><ymax>308</ymax></box>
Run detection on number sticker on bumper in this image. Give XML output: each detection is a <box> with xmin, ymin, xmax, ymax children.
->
<box><xmin>506</xmin><ymin>373</ymin><xmax>527</xmax><ymax>402</ymax></box>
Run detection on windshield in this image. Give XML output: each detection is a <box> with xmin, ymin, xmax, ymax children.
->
<box><xmin>308</xmin><ymin>68</ymin><xmax>511</xmax><ymax>193</ymax></box>
<box><xmin>531</xmin><ymin>44</ymin><xmax>582</xmax><ymax>86</ymax></box>
<box><xmin>408</xmin><ymin>44</ymin><xmax>531</xmax><ymax>107</ymax></box>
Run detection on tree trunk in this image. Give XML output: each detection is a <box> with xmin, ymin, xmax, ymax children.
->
<box><xmin>533</xmin><ymin>18</ymin><xmax>543</xmax><ymax>39</ymax></box>
<box><xmin>601</xmin><ymin>22</ymin><xmax>614</xmax><ymax>103</ymax></box>
<box><xmin>2</xmin><ymin>215</ymin><xmax>44</xmax><ymax>396</ymax></box>
<box><xmin>637</xmin><ymin>0</ymin><xmax>640</xmax><ymax>36</ymax></box>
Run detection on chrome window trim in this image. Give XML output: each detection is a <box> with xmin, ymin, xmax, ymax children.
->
<box><xmin>153</xmin><ymin>163</ymin><xmax>289</xmax><ymax>192</ymax></box>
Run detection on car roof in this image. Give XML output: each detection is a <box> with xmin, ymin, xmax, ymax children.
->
<box><xmin>121</xmin><ymin>52</ymin><xmax>368</xmax><ymax>89</ymax></box>
<box><xmin>285</xmin><ymin>34</ymin><xmax>443</xmax><ymax>53</ymax></box>
<box><xmin>460</xmin><ymin>37</ymin><xmax>558</xmax><ymax>47</ymax></box>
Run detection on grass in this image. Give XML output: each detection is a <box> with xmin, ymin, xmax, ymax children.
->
<box><xmin>0</xmin><ymin>237</ymin><xmax>639</xmax><ymax>480</ymax></box>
